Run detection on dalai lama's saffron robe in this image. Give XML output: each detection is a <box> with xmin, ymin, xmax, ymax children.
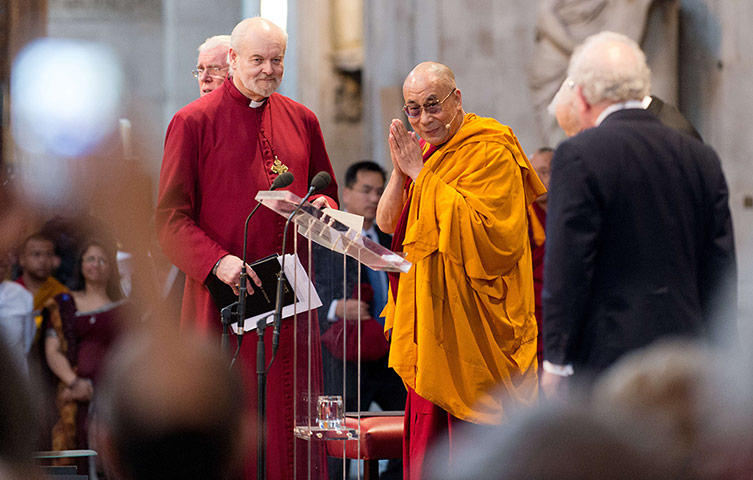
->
<box><xmin>156</xmin><ymin>78</ymin><xmax>338</xmax><ymax>480</ymax></box>
<box><xmin>383</xmin><ymin>113</ymin><xmax>545</xmax><ymax>425</ymax></box>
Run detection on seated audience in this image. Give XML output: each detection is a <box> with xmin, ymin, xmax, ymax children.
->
<box><xmin>41</xmin><ymin>238</ymin><xmax>129</xmax><ymax>475</ymax></box>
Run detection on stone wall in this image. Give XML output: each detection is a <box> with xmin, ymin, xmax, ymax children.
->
<box><xmin>679</xmin><ymin>1</ymin><xmax>753</xmax><ymax>320</ymax></box>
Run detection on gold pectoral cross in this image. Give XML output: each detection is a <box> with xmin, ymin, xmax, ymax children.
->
<box><xmin>271</xmin><ymin>156</ymin><xmax>289</xmax><ymax>174</ymax></box>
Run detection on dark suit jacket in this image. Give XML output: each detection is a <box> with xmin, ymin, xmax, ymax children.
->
<box><xmin>313</xmin><ymin>226</ymin><xmax>405</xmax><ymax>413</ymax></box>
<box><xmin>314</xmin><ymin>226</ymin><xmax>391</xmax><ymax>335</ymax></box>
<box><xmin>647</xmin><ymin>95</ymin><xmax>702</xmax><ymax>141</ymax></box>
<box><xmin>543</xmin><ymin>108</ymin><xmax>736</xmax><ymax>374</ymax></box>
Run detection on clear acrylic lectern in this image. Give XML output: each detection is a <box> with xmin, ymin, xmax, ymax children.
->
<box><xmin>256</xmin><ymin>190</ymin><xmax>411</xmax><ymax>477</ymax></box>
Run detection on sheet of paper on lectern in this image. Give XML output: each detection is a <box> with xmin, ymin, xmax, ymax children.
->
<box><xmin>322</xmin><ymin>208</ymin><xmax>363</xmax><ymax>233</ymax></box>
<box><xmin>231</xmin><ymin>253</ymin><xmax>322</xmax><ymax>333</ymax></box>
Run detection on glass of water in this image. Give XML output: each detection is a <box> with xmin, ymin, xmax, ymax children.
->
<box><xmin>317</xmin><ymin>395</ymin><xmax>344</xmax><ymax>430</ymax></box>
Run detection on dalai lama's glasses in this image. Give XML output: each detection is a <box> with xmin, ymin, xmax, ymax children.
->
<box><xmin>403</xmin><ymin>88</ymin><xmax>456</xmax><ymax>118</ymax></box>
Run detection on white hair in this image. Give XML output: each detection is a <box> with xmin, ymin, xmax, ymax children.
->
<box><xmin>567</xmin><ymin>31</ymin><xmax>651</xmax><ymax>105</ymax></box>
<box><xmin>197</xmin><ymin>34</ymin><xmax>231</xmax><ymax>54</ymax></box>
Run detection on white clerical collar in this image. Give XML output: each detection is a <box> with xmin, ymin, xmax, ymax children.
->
<box><xmin>249</xmin><ymin>98</ymin><xmax>267</xmax><ymax>108</ymax></box>
<box><xmin>595</xmin><ymin>99</ymin><xmax>645</xmax><ymax>126</ymax></box>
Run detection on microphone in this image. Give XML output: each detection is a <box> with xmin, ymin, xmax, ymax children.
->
<box><xmin>271</xmin><ymin>171</ymin><xmax>331</xmax><ymax>357</ymax></box>
<box><xmin>445</xmin><ymin>110</ymin><xmax>459</xmax><ymax>131</ymax></box>
<box><xmin>236</xmin><ymin>171</ymin><xmax>295</xmax><ymax>339</ymax></box>
<box><xmin>272</xmin><ymin>171</ymin><xmax>295</xmax><ymax>190</ymax></box>
<box><xmin>308</xmin><ymin>171</ymin><xmax>332</xmax><ymax>194</ymax></box>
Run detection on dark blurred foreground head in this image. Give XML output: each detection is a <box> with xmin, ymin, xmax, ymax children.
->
<box><xmin>427</xmin><ymin>400</ymin><xmax>674</xmax><ymax>480</ymax></box>
<box><xmin>93</xmin><ymin>331</ymin><xmax>250</xmax><ymax>480</ymax></box>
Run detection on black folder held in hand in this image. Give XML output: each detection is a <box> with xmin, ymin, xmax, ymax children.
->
<box><xmin>205</xmin><ymin>254</ymin><xmax>296</xmax><ymax>319</ymax></box>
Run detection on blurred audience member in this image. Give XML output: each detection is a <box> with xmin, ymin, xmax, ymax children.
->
<box><xmin>194</xmin><ymin>34</ymin><xmax>231</xmax><ymax>97</ymax></box>
<box><xmin>592</xmin><ymin>339</ymin><xmax>710</xmax><ymax>477</ymax></box>
<box><xmin>0</xmin><ymin>250</ymin><xmax>34</xmax><ymax>376</ymax></box>
<box><xmin>0</xmin><ymin>337</ymin><xmax>44</xmax><ymax>480</ymax></box>
<box><xmin>527</xmin><ymin>147</ymin><xmax>551</xmax><ymax>367</ymax></box>
<box><xmin>593</xmin><ymin>338</ymin><xmax>753</xmax><ymax>479</ymax></box>
<box><xmin>427</xmin><ymin>401</ymin><xmax>672</xmax><ymax>480</ymax></box>
<box><xmin>93</xmin><ymin>331</ymin><xmax>249</xmax><ymax>480</ymax></box>
<box><xmin>41</xmin><ymin>238</ymin><xmax>129</xmax><ymax>475</ymax></box>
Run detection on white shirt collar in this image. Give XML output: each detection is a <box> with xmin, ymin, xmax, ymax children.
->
<box><xmin>249</xmin><ymin>98</ymin><xmax>267</xmax><ymax>108</ymax></box>
<box><xmin>595</xmin><ymin>99</ymin><xmax>645</xmax><ymax>126</ymax></box>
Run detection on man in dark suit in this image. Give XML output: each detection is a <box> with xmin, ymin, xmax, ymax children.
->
<box><xmin>541</xmin><ymin>31</ymin><xmax>737</xmax><ymax>399</ymax></box>
<box><xmin>315</xmin><ymin>161</ymin><xmax>406</xmax><ymax>479</ymax></box>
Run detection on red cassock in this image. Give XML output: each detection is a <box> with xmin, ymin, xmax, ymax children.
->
<box><xmin>156</xmin><ymin>78</ymin><xmax>338</xmax><ymax>480</ymax></box>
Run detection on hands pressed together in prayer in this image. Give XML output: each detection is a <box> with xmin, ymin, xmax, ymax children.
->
<box><xmin>388</xmin><ymin>119</ymin><xmax>424</xmax><ymax>181</ymax></box>
<box><xmin>215</xmin><ymin>254</ymin><xmax>263</xmax><ymax>296</ymax></box>
<box><xmin>376</xmin><ymin>119</ymin><xmax>421</xmax><ymax>233</ymax></box>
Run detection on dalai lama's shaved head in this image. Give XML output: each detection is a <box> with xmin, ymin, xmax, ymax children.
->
<box><xmin>404</xmin><ymin>61</ymin><xmax>456</xmax><ymax>94</ymax></box>
<box><xmin>402</xmin><ymin>61</ymin><xmax>465</xmax><ymax>146</ymax></box>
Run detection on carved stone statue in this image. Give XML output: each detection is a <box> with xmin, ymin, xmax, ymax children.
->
<box><xmin>528</xmin><ymin>0</ymin><xmax>676</xmax><ymax>146</ymax></box>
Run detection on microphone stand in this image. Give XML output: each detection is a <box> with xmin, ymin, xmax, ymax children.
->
<box><xmin>237</xmin><ymin>171</ymin><xmax>325</xmax><ymax>480</ymax></box>
<box><xmin>241</xmin><ymin>202</ymin><xmax>268</xmax><ymax>480</ymax></box>
<box><xmin>270</xmin><ymin>173</ymin><xmax>329</xmax><ymax>365</ymax></box>
<box><xmin>220</xmin><ymin>304</ymin><xmax>235</xmax><ymax>354</ymax></box>
<box><xmin>224</xmin><ymin>172</ymin><xmax>292</xmax><ymax>480</ymax></box>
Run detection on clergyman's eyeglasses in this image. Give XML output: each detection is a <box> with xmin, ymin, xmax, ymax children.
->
<box><xmin>192</xmin><ymin>66</ymin><xmax>229</xmax><ymax>78</ymax></box>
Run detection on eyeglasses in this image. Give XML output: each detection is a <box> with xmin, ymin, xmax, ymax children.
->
<box><xmin>403</xmin><ymin>88</ymin><xmax>456</xmax><ymax>118</ymax></box>
<box><xmin>192</xmin><ymin>66</ymin><xmax>229</xmax><ymax>78</ymax></box>
<box><xmin>83</xmin><ymin>256</ymin><xmax>108</xmax><ymax>265</ymax></box>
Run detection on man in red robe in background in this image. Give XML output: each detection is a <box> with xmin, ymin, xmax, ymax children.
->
<box><xmin>156</xmin><ymin>17</ymin><xmax>338</xmax><ymax>480</ymax></box>
<box><xmin>194</xmin><ymin>34</ymin><xmax>231</xmax><ymax>97</ymax></box>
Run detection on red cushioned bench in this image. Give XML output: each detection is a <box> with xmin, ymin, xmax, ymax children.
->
<box><xmin>326</xmin><ymin>413</ymin><xmax>404</xmax><ymax>480</ymax></box>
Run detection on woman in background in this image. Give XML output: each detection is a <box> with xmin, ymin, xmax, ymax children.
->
<box><xmin>43</xmin><ymin>238</ymin><xmax>128</xmax><ymax>474</ymax></box>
